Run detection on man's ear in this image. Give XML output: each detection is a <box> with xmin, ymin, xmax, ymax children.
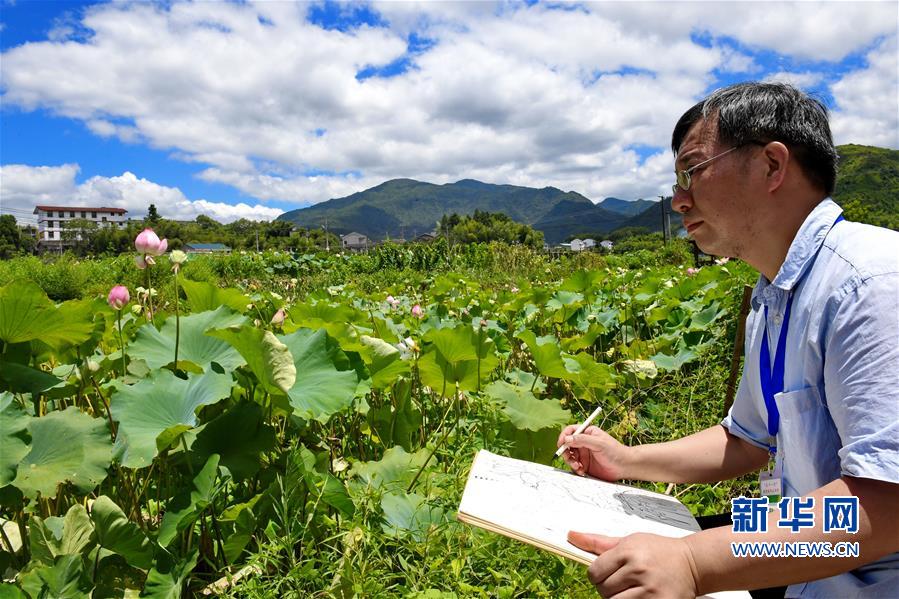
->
<box><xmin>763</xmin><ymin>141</ymin><xmax>790</xmax><ymax>192</ymax></box>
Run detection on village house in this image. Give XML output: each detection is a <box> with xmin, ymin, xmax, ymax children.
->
<box><xmin>340</xmin><ymin>232</ymin><xmax>369</xmax><ymax>250</ymax></box>
<box><xmin>183</xmin><ymin>242</ymin><xmax>232</xmax><ymax>254</ymax></box>
<box><xmin>32</xmin><ymin>205</ymin><xmax>127</xmax><ymax>250</ymax></box>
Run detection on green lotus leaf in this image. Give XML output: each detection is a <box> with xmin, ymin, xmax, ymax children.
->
<box><xmin>12</xmin><ymin>407</ymin><xmax>112</xmax><ymax>499</ymax></box>
<box><xmin>562</xmin><ymin>352</ymin><xmax>619</xmax><ymax>397</ymax></box>
<box><xmin>180</xmin><ymin>279</ymin><xmax>251</xmax><ymax>313</ymax></box>
<box><xmin>651</xmin><ymin>347</ymin><xmax>699</xmax><ymax>371</ymax></box>
<box><xmin>288</xmin><ymin>446</ymin><xmax>354</xmax><ymax>518</ymax></box>
<box><xmin>186</xmin><ymin>402</ymin><xmax>276</xmax><ymax>482</ymax></box>
<box><xmin>110</xmin><ymin>369</ymin><xmax>232</xmax><ymax>468</ymax></box>
<box><xmin>279</xmin><ymin>328</ymin><xmax>358</xmax><ymax>423</ymax></box>
<box><xmin>423</xmin><ymin>326</ymin><xmax>478</xmax><ymax>364</ymax></box>
<box><xmin>287</xmin><ymin>302</ymin><xmax>369</xmax><ymax>352</ymax></box>
<box><xmin>0</xmin><ymin>361</ymin><xmax>63</xmax><ymax>395</ymax></box>
<box><xmin>0</xmin><ymin>392</ymin><xmax>30</xmax><ymax>487</ymax></box>
<box><xmin>349</xmin><ymin>446</ymin><xmax>430</xmax><ymax>493</ymax></box>
<box><xmin>158</xmin><ymin>454</ymin><xmax>220</xmax><ymax>547</ymax></box>
<box><xmin>560</xmin><ymin>270</ymin><xmax>604</xmax><ymax>295</ymax></box>
<box><xmin>26</xmin><ymin>504</ymin><xmax>94</xmax><ymax>571</ymax></box>
<box><xmin>380</xmin><ymin>492</ymin><xmax>446</xmax><ymax>541</ymax></box>
<box><xmin>484</xmin><ymin>381</ymin><xmax>570</xmax><ymax>432</ymax></box>
<box><xmin>0</xmin><ymin>280</ymin><xmax>95</xmax><ymax>349</ymax></box>
<box><xmin>141</xmin><ymin>548</ymin><xmax>198</xmax><ymax>599</ymax></box>
<box><xmin>128</xmin><ymin>306</ymin><xmax>246</xmax><ymax>372</ymax></box>
<box><xmin>207</xmin><ymin>325</ymin><xmax>296</xmax><ymax>394</ymax></box>
<box><xmin>30</xmin><ymin>554</ymin><xmax>90</xmax><ymax>599</ymax></box>
<box><xmin>418</xmin><ymin>324</ymin><xmax>498</xmax><ymax>393</ymax></box>
<box><xmin>687</xmin><ymin>302</ymin><xmax>724</xmax><ymax>331</ymax></box>
<box><xmin>0</xmin><ymin>582</ymin><xmax>28</xmax><ymax>598</ymax></box>
<box><xmin>91</xmin><ymin>495</ymin><xmax>154</xmax><ymax>570</ymax></box>
<box><xmin>359</xmin><ymin>335</ymin><xmax>410</xmax><ymax>390</ymax></box>
<box><xmin>516</xmin><ymin>330</ymin><xmax>570</xmax><ymax>379</ymax></box>
<box><xmin>27</xmin><ymin>515</ymin><xmax>63</xmax><ymax>566</ymax></box>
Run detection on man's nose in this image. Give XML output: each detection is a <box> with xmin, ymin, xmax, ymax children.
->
<box><xmin>671</xmin><ymin>186</ymin><xmax>692</xmax><ymax>215</ymax></box>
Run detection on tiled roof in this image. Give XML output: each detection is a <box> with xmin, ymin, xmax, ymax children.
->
<box><xmin>34</xmin><ymin>205</ymin><xmax>127</xmax><ymax>214</ymax></box>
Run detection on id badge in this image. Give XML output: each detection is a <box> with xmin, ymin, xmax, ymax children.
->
<box><xmin>759</xmin><ymin>454</ymin><xmax>782</xmax><ymax>506</ymax></box>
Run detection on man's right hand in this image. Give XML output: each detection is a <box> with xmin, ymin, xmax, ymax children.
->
<box><xmin>557</xmin><ymin>425</ymin><xmax>630</xmax><ymax>481</ymax></box>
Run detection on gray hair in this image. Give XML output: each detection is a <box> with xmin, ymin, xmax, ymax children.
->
<box><xmin>671</xmin><ymin>82</ymin><xmax>838</xmax><ymax>195</ymax></box>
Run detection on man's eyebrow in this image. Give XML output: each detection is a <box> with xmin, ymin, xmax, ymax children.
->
<box><xmin>674</xmin><ymin>149</ymin><xmax>702</xmax><ymax>168</ymax></box>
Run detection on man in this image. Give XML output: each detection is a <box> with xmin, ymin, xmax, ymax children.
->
<box><xmin>558</xmin><ymin>82</ymin><xmax>899</xmax><ymax>598</ymax></box>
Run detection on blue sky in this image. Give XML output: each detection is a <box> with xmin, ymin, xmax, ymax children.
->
<box><xmin>2</xmin><ymin>1</ymin><xmax>896</xmax><ymax>224</ymax></box>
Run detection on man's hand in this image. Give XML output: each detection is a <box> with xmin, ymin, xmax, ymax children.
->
<box><xmin>557</xmin><ymin>425</ymin><xmax>630</xmax><ymax>481</ymax></box>
<box><xmin>568</xmin><ymin>531</ymin><xmax>700</xmax><ymax>598</ymax></box>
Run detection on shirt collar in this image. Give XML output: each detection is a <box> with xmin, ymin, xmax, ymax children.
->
<box><xmin>751</xmin><ymin>198</ymin><xmax>843</xmax><ymax>308</ymax></box>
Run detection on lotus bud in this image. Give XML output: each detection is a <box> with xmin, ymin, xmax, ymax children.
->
<box><xmin>271</xmin><ymin>308</ymin><xmax>286</xmax><ymax>327</ymax></box>
<box><xmin>411</xmin><ymin>304</ymin><xmax>423</xmax><ymax>318</ymax></box>
<box><xmin>135</xmin><ymin>228</ymin><xmax>168</xmax><ymax>256</ymax></box>
<box><xmin>169</xmin><ymin>249</ymin><xmax>187</xmax><ymax>272</ymax></box>
<box><xmin>107</xmin><ymin>285</ymin><xmax>130</xmax><ymax>310</ymax></box>
<box><xmin>686</xmin><ymin>267</ymin><xmax>699</xmax><ymax>276</ymax></box>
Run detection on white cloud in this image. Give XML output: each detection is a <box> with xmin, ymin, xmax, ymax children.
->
<box><xmin>763</xmin><ymin>71</ymin><xmax>825</xmax><ymax>90</ymax></box>
<box><xmin>830</xmin><ymin>37</ymin><xmax>899</xmax><ymax>149</ymax></box>
<box><xmin>0</xmin><ymin>1</ymin><xmax>896</xmax><ymax>209</ymax></box>
<box><xmin>0</xmin><ymin>164</ymin><xmax>282</xmax><ymax>223</ymax></box>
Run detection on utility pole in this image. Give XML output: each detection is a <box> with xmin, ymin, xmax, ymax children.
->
<box><xmin>255</xmin><ymin>224</ymin><xmax>260</xmax><ymax>252</ymax></box>
<box><xmin>659</xmin><ymin>195</ymin><xmax>671</xmax><ymax>244</ymax></box>
<box><xmin>323</xmin><ymin>218</ymin><xmax>330</xmax><ymax>252</ymax></box>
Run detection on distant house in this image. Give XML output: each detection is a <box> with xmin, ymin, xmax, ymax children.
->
<box><xmin>184</xmin><ymin>242</ymin><xmax>231</xmax><ymax>254</ymax></box>
<box><xmin>411</xmin><ymin>232</ymin><xmax>437</xmax><ymax>243</ymax></box>
<box><xmin>340</xmin><ymin>232</ymin><xmax>369</xmax><ymax>250</ymax></box>
<box><xmin>600</xmin><ymin>240</ymin><xmax>614</xmax><ymax>251</ymax></box>
<box><xmin>33</xmin><ymin>205</ymin><xmax>127</xmax><ymax>249</ymax></box>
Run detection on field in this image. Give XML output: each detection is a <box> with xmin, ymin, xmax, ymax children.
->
<box><xmin>0</xmin><ymin>240</ymin><xmax>760</xmax><ymax>598</ymax></box>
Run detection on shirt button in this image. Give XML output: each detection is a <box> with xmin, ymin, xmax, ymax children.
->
<box><xmin>773</xmin><ymin>313</ymin><xmax>783</xmax><ymax>324</ymax></box>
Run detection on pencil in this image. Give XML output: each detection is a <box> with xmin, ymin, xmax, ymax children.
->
<box><xmin>554</xmin><ymin>405</ymin><xmax>603</xmax><ymax>457</ymax></box>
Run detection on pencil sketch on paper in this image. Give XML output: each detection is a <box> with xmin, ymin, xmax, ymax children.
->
<box><xmin>458</xmin><ymin>450</ymin><xmax>751</xmax><ymax>599</ymax></box>
<box><xmin>459</xmin><ymin>450</ymin><xmax>700</xmax><ymax>560</ymax></box>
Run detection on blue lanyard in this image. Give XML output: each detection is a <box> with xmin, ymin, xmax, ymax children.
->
<box><xmin>759</xmin><ymin>295</ymin><xmax>794</xmax><ymax>449</ymax></box>
<box><xmin>759</xmin><ymin>214</ymin><xmax>844</xmax><ymax>452</ymax></box>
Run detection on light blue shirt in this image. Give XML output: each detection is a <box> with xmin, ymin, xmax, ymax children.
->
<box><xmin>722</xmin><ymin>198</ymin><xmax>899</xmax><ymax>598</ymax></box>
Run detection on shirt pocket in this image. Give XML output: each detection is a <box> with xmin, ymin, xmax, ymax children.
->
<box><xmin>775</xmin><ymin>386</ymin><xmax>842</xmax><ymax>496</ymax></box>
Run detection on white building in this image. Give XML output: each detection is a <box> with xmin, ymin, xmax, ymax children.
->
<box><xmin>600</xmin><ymin>240</ymin><xmax>614</xmax><ymax>251</ymax></box>
<box><xmin>340</xmin><ymin>232</ymin><xmax>369</xmax><ymax>250</ymax></box>
<box><xmin>569</xmin><ymin>238</ymin><xmax>596</xmax><ymax>252</ymax></box>
<box><xmin>33</xmin><ymin>205</ymin><xmax>128</xmax><ymax>247</ymax></box>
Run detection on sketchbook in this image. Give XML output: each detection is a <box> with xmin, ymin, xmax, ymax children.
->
<box><xmin>457</xmin><ymin>450</ymin><xmax>751</xmax><ymax>599</ymax></box>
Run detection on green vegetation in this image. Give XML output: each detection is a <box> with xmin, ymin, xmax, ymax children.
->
<box><xmin>438</xmin><ymin>210</ymin><xmax>545</xmax><ymax>248</ymax></box>
<box><xmin>0</xmin><ymin>241</ymin><xmax>757</xmax><ymax>597</ymax></box>
<box><xmin>833</xmin><ymin>144</ymin><xmax>899</xmax><ymax>230</ymax></box>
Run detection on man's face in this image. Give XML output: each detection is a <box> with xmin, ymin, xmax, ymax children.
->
<box><xmin>671</xmin><ymin>119</ymin><xmax>759</xmax><ymax>258</ymax></box>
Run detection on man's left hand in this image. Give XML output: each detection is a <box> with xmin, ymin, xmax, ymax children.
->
<box><xmin>567</xmin><ymin>531</ymin><xmax>700</xmax><ymax>598</ymax></box>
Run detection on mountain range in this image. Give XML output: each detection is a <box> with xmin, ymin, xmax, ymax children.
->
<box><xmin>277</xmin><ymin>144</ymin><xmax>897</xmax><ymax>242</ymax></box>
<box><xmin>278</xmin><ymin>179</ymin><xmax>664</xmax><ymax>243</ymax></box>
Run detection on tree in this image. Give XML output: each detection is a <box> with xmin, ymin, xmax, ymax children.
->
<box><xmin>61</xmin><ymin>218</ymin><xmax>99</xmax><ymax>255</ymax></box>
<box><xmin>146</xmin><ymin>204</ymin><xmax>161</xmax><ymax>225</ymax></box>
<box><xmin>0</xmin><ymin>214</ymin><xmax>20</xmax><ymax>258</ymax></box>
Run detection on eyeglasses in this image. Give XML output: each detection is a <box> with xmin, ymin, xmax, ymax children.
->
<box><xmin>672</xmin><ymin>146</ymin><xmax>741</xmax><ymax>195</ymax></box>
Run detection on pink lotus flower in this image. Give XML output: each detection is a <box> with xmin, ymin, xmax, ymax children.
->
<box><xmin>411</xmin><ymin>304</ymin><xmax>424</xmax><ymax>318</ymax></box>
<box><xmin>270</xmin><ymin>308</ymin><xmax>286</xmax><ymax>327</ymax></box>
<box><xmin>686</xmin><ymin>267</ymin><xmax>700</xmax><ymax>276</ymax></box>
<box><xmin>386</xmin><ymin>295</ymin><xmax>400</xmax><ymax>309</ymax></box>
<box><xmin>135</xmin><ymin>228</ymin><xmax>168</xmax><ymax>256</ymax></box>
<box><xmin>107</xmin><ymin>285</ymin><xmax>130</xmax><ymax>310</ymax></box>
